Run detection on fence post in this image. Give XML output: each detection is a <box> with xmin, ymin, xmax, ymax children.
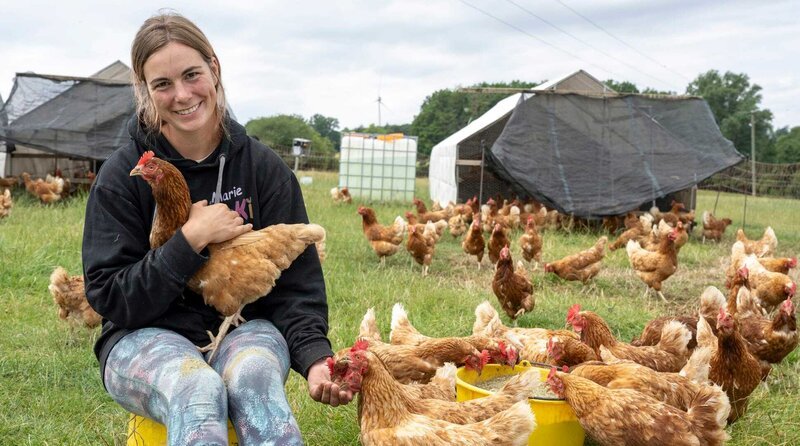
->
<box><xmin>751</xmin><ymin>112</ymin><xmax>756</xmax><ymax>196</ymax></box>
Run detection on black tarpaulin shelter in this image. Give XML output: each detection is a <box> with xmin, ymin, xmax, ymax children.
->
<box><xmin>1</xmin><ymin>72</ymin><xmax>134</xmax><ymax>160</ymax></box>
<box><xmin>486</xmin><ymin>93</ymin><xmax>744</xmax><ymax>218</ymax></box>
<box><xmin>0</xmin><ymin>62</ymin><xmax>135</xmax><ymax>177</ymax></box>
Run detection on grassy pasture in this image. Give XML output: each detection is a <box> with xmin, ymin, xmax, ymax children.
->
<box><xmin>0</xmin><ymin>171</ymin><xmax>798</xmax><ymax>445</ymax></box>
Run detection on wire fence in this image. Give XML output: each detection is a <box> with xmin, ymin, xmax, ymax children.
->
<box><xmin>271</xmin><ymin>147</ymin><xmax>431</xmax><ymax>178</ymax></box>
<box><xmin>271</xmin><ymin>146</ymin><xmax>800</xmax><ymax>200</ymax></box>
<box><xmin>699</xmin><ymin>160</ymin><xmax>800</xmax><ymax>198</ymax></box>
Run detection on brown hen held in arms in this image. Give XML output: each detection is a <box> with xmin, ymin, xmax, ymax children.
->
<box><xmin>130</xmin><ymin>151</ymin><xmax>325</xmax><ymax>360</ymax></box>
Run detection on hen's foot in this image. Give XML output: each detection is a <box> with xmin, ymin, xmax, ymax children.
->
<box><xmin>230</xmin><ymin>307</ymin><xmax>246</xmax><ymax>327</ymax></box>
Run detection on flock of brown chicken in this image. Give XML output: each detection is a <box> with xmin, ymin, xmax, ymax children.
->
<box><xmin>25</xmin><ymin>174</ymin><xmax>798</xmax><ymax>445</ymax></box>
<box><xmin>343</xmin><ymin>193</ymin><xmax>797</xmax><ymax>445</ymax></box>
<box><xmin>0</xmin><ymin>169</ymin><xmax>96</xmax><ymax>218</ymax></box>
<box><xmin>3</xmin><ymin>171</ymin><xmax>101</xmax><ymax>328</ymax></box>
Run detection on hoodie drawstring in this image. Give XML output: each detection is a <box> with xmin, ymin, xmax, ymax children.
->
<box><xmin>212</xmin><ymin>154</ymin><xmax>226</xmax><ymax>204</ymax></box>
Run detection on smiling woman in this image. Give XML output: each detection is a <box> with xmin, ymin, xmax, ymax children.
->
<box><xmin>80</xmin><ymin>10</ymin><xmax>352</xmax><ymax>446</ymax></box>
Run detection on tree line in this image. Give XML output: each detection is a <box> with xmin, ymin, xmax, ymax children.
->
<box><xmin>244</xmin><ymin>70</ymin><xmax>799</xmax><ymax>163</ymax></box>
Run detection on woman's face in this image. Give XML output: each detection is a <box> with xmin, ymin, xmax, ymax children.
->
<box><xmin>143</xmin><ymin>41</ymin><xmax>219</xmax><ymax>137</ymax></box>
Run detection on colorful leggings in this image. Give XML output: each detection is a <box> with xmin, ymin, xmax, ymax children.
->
<box><xmin>104</xmin><ymin>319</ymin><xmax>303</xmax><ymax>446</ymax></box>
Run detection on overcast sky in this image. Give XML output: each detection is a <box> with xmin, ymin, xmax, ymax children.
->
<box><xmin>0</xmin><ymin>0</ymin><xmax>798</xmax><ymax>131</ymax></box>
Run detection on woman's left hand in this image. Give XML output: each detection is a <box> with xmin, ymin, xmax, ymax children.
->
<box><xmin>307</xmin><ymin>358</ymin><xmax>353</xmax><ymax>407</ymax></box>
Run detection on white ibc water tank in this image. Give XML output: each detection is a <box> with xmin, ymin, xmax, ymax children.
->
<box><xmin>338</xmin><ymin>132</ymin><xmax>418</xmax><ymax>202</ymax></box>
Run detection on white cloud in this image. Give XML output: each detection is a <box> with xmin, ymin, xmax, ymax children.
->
<box><xmin>1</xmin><ymin>0</ymin><xmax>797</xmax><ymax>130</ymax></box>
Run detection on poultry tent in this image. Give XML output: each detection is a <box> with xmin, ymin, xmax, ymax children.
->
<box><xmin>0</xmin><ymin>61</ymin><xmax>134</xmax><ymax>177</ymax></box>
<box><xmin>485</xmin><ymin>92</ymin><xmax>743</xmax><ymax>218</ymax></box>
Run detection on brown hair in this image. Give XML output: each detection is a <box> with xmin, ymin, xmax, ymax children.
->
<box><xmin>130</xmin><ymin>11</ymin><xmax>227</xmax><ymax>134</ymax></box>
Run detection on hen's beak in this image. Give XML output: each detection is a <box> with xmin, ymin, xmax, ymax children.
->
<box><xmin>129</xmin><ymin>166</ymin><xmax>143</xmax><ymax>177</ymax></box>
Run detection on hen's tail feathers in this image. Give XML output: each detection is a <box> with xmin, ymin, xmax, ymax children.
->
<box><xmin>390</xmin><ymin>302</ymin><xmax>409</xmax><ymax>332</ymax></box>
<box><xmin>430</xmin><ymin>362</ymin><xmax>458</xmax><ymax>395</ymax></box>
<box><xmin>474</xmin><ymin>400</ymin><xmax>536</xmax><ymax>446</ymax></box>
<box><xmin>392</xmin><ymin>216</ymin><xmax>408</xmax><ymax>239</ymax></box>
<box><xmin>730</xmin><ymin>240</ymin><xmax>746</xmax><ymax>259</ymax></box>
<box><xmin>702</xmin><ymin>210</ymin><xmax>712</xmax><ymax>227</ymax></box>
<box><xmin>596</xmin><ymin>236</ymin><xmax>608</xmax><ymax>253</ymax></box>
<box><xmin>48</xmin><ymin>266</ymin><xmax>70</xmax><ymax>298</ymax></box>
<box><xmin>358</xmin><ymin>308</ymin><xmax>382</xmax><ymax>342</ymax></box>
<box><xmin>625</xmin><ymin>239</ymin><xmax>642</xmax><ymax>258</ymax></box>
<box><xmin>688</xmin><ymin>384</ymin><xmax>731</xmax><ymax>443</ymax></box>
<box><xmin>699</xmin><ymin>286</ymin><xmax>726</xmax><ymax>320</ymax></box>
<box><xmin>418</xmin><ymin>363</ymin><xmax>457</xmax><ymax>401</ymax></box>
<box><xmin>222</xmin><ymin>223</ymin><xmax>325</xmax><ymax>254</ymax></box>
<box><xmin>499</xmin><ymin>367</ymin><xmax>541</xmax><ymax>401</ymax></box>
<box><xmin>390</xmin><ymin>302</ymin><xmax>425</xmax><ymax>345</ymax></box>
<box><xmin>695</xmin><ymin>313</ymin><xmax>717</xmax><ymax>351</ymax></box>
<box><xmin>656</xmin><ymin>320</ymin><xmax>692</xmax><ymax>357</ymax></box>
<box><xmin>473</xmin><ymin>301</ymin><xmax>500</xmax><ymax>335</ymax></box>
<box><xmin>736</xmin><ymin>286</ymin><xmax>766</xmax><ymax>318</ymax></box>
<box><xmin>680</xmin><ymin>346</ymin><xmax>712</xmax><ymax>384</ymax></box>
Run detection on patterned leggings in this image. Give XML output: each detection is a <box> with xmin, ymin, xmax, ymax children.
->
<box><xmin>104</xmin><ymin>319</ymin><xmax>303</xmax><ymax>446</ymax></box>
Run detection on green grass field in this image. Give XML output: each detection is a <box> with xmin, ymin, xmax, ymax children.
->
<box><xmin>0</xmin><ymin>172</ymin><xmax>798</xmax><ymax>445</ymax></box>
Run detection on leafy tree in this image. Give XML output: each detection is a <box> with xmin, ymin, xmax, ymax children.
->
<box><xmin>774</xmin><ymin>126</ymin><xmax>800</xmax><ymax>163</ymax></box>
<box><xmin>604</xmin><ymin>79</ymin><xmax>674</xmax><ymax>95</ymax></box>
<box><xmin>604</xmin><ymin>79</ymin><xmax>639</xmax><ymax>93</ymax></box>
<box><xmin>344</xmin><ymin>123</ymin><xmax>412</xmax><ymax>135</ymax></box>
<box><xmin>641</xmin><ymin>87</ymin><xmax>676</xmax><ymax>95</ymax></box>
<box><xmin>686</xmin><ymin>70</ymin><xmax>773</xmax><ymax>160</ymax></box>
<box><xmin>308</xmin><ymin>114</ymin><xmax>341</xmax><ymax>150</ymax></box>
<box><xmin>245</xmin><ymin>114</ymin><xmax>334</xmax><ymax>154</ymax></box>
<box><xmin>411</xmin><ymin>80</ymin><xmax>539</xmax><ymax>156</ymax></box>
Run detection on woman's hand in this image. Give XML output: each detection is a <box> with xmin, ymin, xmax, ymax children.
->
<box><xmin>307</xmin><ymin>358</ymin><xmax>353</xmax><ymax>407</ymax></box>
<box><xmin>182</xmin><ymin>200</ymin><xmax>252</xmax><ymax>252</ymax></box>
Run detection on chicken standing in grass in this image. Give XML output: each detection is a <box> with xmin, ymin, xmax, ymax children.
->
<box><xmin>492</xmin><ymin>246</ymin><xmax>534</xmax><ymax>320</ymax></box>
<box><xmin>626</xmin><ymin>223</ymin><xmax>684</xmax><ymax>302</ymax></box>
<box><xmin>462</xmin><ymin>215</ymin><xmax>486</xmax><ymax>269</ymax></box>
<box><xmin>129</xmin><ymin>151</ymin><xmax>325</xmax><ymax>358</ymax></box>
<box><xmin>736</xmin><ymin>226</ymin><xmax>778</xmax><ymax>257</ymax></box>
<box><xmin>49</xmin><ymin>266</ymin><xmax>101</xmax><ymax>329</ymax></box>
<box><xmin>358</xmin><ymin>206</ymin><xmax>406</xmax><ymax>265</ymax></box>
<box><xmin>518</xmin><ymin>215</ymin><xmax>542</xmax><ymax>265</ymax></box>
<box><xmin>330</xmin><ymin>186</ymin><xmax>352</xmax><ymax>203</ymax></box>
<box><xmin>543</xmin><ymin>236</ymin><xmax>607</xmax><ymax>283</ymax></box>
<box><xmin>407</xmin><ymin>224</ymin><xmax>436</xmax><ymax>276</ymax></box>
<box><xmin>0</xmin><ymin>188</ymin><xmax>12</xmax><ymax>219</ymax></box>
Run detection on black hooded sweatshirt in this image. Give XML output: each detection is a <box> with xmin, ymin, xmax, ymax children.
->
<box><xmin>82</xmin><ymin>116</ymin><xmax>332</xmax><ymax>384</ymax></box>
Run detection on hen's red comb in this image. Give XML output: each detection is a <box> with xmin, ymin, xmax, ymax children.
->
<box><xmin>479</xmin><ymin>349</ymin><xmax>491</xmax><ymax>369</ymax></box>
<box><xmin>789</xmin><ymin>257</ymin><xmax>797</xmax><ymax>268</ymax></box>
<box><xmin>137</xmin><ymin>150</ymin><xmax>155</xmax><ymax>166</ymax></box>
<box><xmin>566</xmin><ymin>304</ymin><xmax>581</xmax><ymax>322</ymax></box>
<box><xmin>562</xmin><ymin>365</ymin><xmax>569</xmax><ymax>373</ymax></box>
<box><xmin>547</xmin><ymin>367</ymin><xmax>558</xmax><ymax>380</ymax></box>
<box><xmin>351</xmin><ymin>339</ymin><xmax>369</xmax><ymax>352</ymax></box>
<box><xmin>738</xmin><ymin>266</ymin><xmax>749</xmax><ymax>278</ymax></box>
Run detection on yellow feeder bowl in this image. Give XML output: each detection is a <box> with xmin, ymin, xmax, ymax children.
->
<box><xmin>126</xmin><ymin>414</ymin><xmax>239</xmax><ymax>446</ymax></box>
<box><xmin>456</xmin><ymin>361</ymin><xmax>584</xmax><ymax>446</ymax></box>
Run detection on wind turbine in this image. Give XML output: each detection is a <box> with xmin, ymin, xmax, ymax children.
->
<box><xmin>375</xmin><ymin>78</ymin><xmax>390</xmax><ymax>127</ymax></box>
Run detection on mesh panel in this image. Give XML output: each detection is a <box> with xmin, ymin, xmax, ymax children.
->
<box><xmin>0</xmin><ymin>73</ymin><xmax>134</xmax><ymax>160</ymax></box>
<box><xmin>487</xmin><ymin>94</ymin><xmax>743</xmax><ymax>217</ymax></box>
